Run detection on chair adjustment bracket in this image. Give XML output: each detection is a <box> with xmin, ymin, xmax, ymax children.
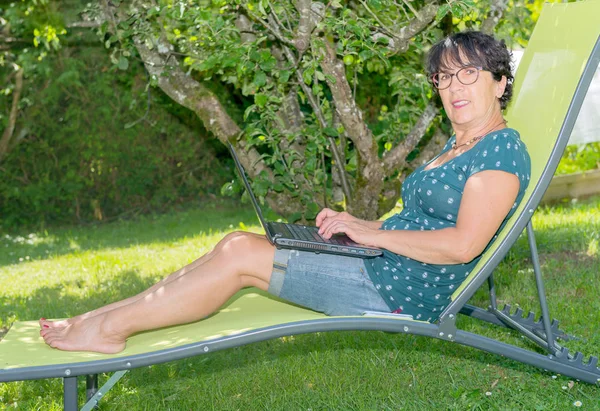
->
<box><xmin>436</xmin><ymin>312</ymin><xmax>458</xmax><ymax>341</ymax></box>
<box><xmin>498</xmin><ymin>303</ymin><xmax>571</xmax><ymax>341</ymax></box>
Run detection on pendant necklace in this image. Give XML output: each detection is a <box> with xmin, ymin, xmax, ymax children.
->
<box><xmin>452</xmin><ymin>120</ymin><xmax>506</xmax><ymax>151</ymax></box>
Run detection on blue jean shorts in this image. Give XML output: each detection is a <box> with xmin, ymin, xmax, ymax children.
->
<box><xmin>267</xmin><ymin>248</ymin><xmax>390</xmax><ymax>316</ymax></box>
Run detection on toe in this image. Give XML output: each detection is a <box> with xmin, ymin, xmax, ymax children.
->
<box><xmin>42</xmin><ymin>328</ymin><xmax>57</xmax><ymax>340</ymax></box>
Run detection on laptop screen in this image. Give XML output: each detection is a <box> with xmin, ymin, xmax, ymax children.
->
<box><xmin>227</xmin><ymin>143</ymin><xmax>270</xmax><ymax>231</ymax></box>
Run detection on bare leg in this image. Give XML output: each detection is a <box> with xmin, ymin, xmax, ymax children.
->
<box><xmin>40</xmin><ymin>243</ymin><xmax>220</xmax><ymax>330</ymax></box>
<box><xmin>41</xmin><ymin>232</ymin><xmax>276</xmax><ymax>353</ymax></box>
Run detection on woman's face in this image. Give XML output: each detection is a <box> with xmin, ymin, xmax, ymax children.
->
<box><xmin>436</xmin><ymin>56</ymin><xmax>507</xmax><ymax>131</ymax></box>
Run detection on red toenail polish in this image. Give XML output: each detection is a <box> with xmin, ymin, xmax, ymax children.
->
<box><xmin>40</xmin><ymin>318</ymin><xmax>46</xmax><ymax>320</ymax></box>
<box><xmin>43</xmin><ymin>325</ymin><xmax>49</xmax><ymax>328</ymax></box>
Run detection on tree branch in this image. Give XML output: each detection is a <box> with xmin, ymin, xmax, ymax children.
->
<box><xmin>258</xmin><ymin>11</ymin><xmax>352</xmax><ymax>200</ymax></box>
<box><xmin>319</xmin><ymin>38</ymin><xmax>385</xmax><ymax>217</ymax></box>
<box><xmin>319</xmin><ymin>39</ymin><xmax>377</xmax><ymax>163</ymax></box>
<box><xmin>270</xmin><ymin>46</ymin><xmax>310</xmax><ymax>190</ymax></box>
<box><xmin>102</xmin><ymin>0</ymin><xmax>120</xmax><ymax>37</ymax></box>
<box><xmin>358</xmin><ymin>0</ymin><xmax>398</xmax><ymax>40</ymax></box>
<box><xmin>243</xmin><ymin>7</ymin><xmax>296</xmax><ymax>47</ymax></box>
<box><xmin>375</xmin><ymin>2</ymin><xmax>440</xmax><ymax>53</ymax></box>
<box><xmin>66</xmin><ymin>21</ymin><xmax>103</xmax><ymax>28</ymax></box>
<box><xmin>408</xmin><ymin>127</ymin><xmax>448</xmax><ymax>169</ymax></box>
<box><xmin>234</xmin><ymin>13</ymin><xmax>257</xmax><ymax>44</ymax></box>
<box><xmin>293</xmin><ymin>0</ymin><xmax>325</xmax><ymax>53</ymax></box>
<box><xmin>134</xmin><ymin>38</ymin><xmax>240</xmax><ymax>141</ymax></box>
<box><xmin>0</xmin><ymin>66</ymin><xmax>23</xmax><ymax>163</ymax></box>
<box><xmin>480</xmin><ymin>0</ymin><xmax>509</xmax><ymax>34</ymax></box>
<box><xmin>382</xmin><ymin>102</ymin><xmax>438</xmax><ymax>173</ymax></box>
<box><xmin>133</xmin><ymin>35</ymin><xmax>304</xmax><ymax>213</ymax></box>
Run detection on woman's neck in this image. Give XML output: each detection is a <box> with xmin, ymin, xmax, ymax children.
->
<box><xmin>453</xmin><ymin>114</ymin><xmax>506</xmax><ymax>143</ymax></box>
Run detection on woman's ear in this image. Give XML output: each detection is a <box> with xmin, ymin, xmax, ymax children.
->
<box><xmin>496</xmin><ymin>75</ymin><xmax>508</xmax><ymax>98</ymax></box>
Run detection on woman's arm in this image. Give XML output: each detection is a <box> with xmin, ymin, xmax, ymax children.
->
<box><xmin>319</xmin><ymin>170</ymin><xmax>520</xmax><ymax>265</ymax></box>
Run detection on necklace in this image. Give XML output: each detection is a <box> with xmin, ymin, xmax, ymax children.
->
<box><xmin>452</xmin><ymin>120</ymin><xmax>506</xmax><ymax>151</ymax></box>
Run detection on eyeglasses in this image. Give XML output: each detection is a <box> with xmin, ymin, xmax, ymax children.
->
<box><xmin>430</xmin><ymin>66</ymin><xmax>483</xmax><ymax>90</ymax></box>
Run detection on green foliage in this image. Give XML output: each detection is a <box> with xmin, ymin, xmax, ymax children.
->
<box><xmin>100</xmin><ymin>0</ymin><xmax>553</xmax><ymax>220</ymax></box>
<box><xmin>0</xmin><ymin>1</ymin><xmax>64</xmax><ymax>132</ymax></box>
<box><xmin>76</xmin><ymin>1</ymin><xmax>449</xmax><ymax>220</ymax></box>
<box><xmin>450</xmin><ymin>0</ymin><xmax>554</xmax><ymax>48</ymax></box>
<box><xmin>0</xmin><ymin>47</ymin><xmax>231</xmax><ymax>230</ymax></box>
<box><xmin>556</xmin><ymin>142</ymin><xmax>600</xmax><ymax>175</ymax></box>
<box><xmin>1</xmin><ymin>0</ymin><xmax>576</xmax><ymax>226</ymax></box>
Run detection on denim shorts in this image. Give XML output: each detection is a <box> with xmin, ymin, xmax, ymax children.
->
<box><xmin>267</xmin><ymin>248</ymin><xmax>390</xmax><ymax>316</ymax></box>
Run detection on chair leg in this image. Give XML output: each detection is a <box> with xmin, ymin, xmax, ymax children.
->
<box><xmin>526</xmin><ymin>221</ymin><xmax>556</xmax><ymax>351</ymax></box>
<box><xmin>64</xmin><ymin>376</ymin><xmax>78</xmax><ymax>411</ymax></box>
<box><xmin>487</xmin><ymin>274</ymin><xmax>498</xmax><ymax>311</ymax></box>
<box><xmin>81</xmin><ymin>370</ymin><xmax>129</xmax><ymax>411</ymax></box>
<box><xmin>86</xmin><ymin>374</ymin><xmax>98</xmax><ymax>403</ymax></box>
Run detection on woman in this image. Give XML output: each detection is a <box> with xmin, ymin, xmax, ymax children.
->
<box><xmin>40</xmin><ymin>31</ymin><xmax>530</xmax><ymax>353</ymax></box>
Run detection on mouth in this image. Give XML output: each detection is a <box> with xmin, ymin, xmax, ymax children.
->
<box><xmin>452</xmin><ymin>100</ymin><xmax>469</xmax><ymax>108</ymax></box>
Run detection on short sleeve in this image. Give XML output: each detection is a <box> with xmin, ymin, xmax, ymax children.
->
<box><xmin>467</xmin><ymin>129</ymin><xmax>531</xmax><ymax>188</ymax></box>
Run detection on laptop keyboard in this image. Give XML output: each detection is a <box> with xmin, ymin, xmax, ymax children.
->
<box><xmin>273</xmin><ymin>223</ymin><xmax>347</xmax><ymax>245</ymax></box>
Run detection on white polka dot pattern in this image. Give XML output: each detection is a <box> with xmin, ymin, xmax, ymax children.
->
<box><xmin>365</xmin><ymin>129</ymin><xmax>531</xmax><ymax>322</ymax></box>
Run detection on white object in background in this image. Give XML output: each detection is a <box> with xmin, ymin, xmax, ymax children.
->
<box><xmin>512</xmin><ymin>49</ymin><xmax>600</xmax><ymax>145</ymax></box>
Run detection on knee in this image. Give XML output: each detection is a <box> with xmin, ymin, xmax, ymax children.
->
<box><xmin>220</xmin><ymin>231</ymin><xmax>248</xmax><ymax>244</ymax></box>
<box><xmin>218</xmin><ymin>231</ymin><xmax>257</xmax><ymax>257</ymax></box>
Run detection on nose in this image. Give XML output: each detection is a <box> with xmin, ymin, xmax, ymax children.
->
<box><xmin>447</xmin><ymin>74</ymin><xmax>464</xmax><ymax>93</ymax></box>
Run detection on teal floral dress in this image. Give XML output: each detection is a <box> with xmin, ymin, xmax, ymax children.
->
<box><xmin>364</xmin><ymin>128</ymin><xmax>531</xmax><ymax>321</ymax></box>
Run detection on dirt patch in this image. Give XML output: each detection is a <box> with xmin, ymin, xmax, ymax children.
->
<box><xmin>539</xmin><ymin>251</ymin><xmax>597</xmax><ymax>264</ymax></box>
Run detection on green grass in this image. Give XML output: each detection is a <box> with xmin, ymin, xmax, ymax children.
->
<box><xmin>1</xmin><ymin>197</ymin><xmax>599</xmax><ymax>410</ymax></box>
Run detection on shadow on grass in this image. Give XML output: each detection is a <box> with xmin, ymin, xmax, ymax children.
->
<box><xmin>0</xmin><ymin>269</ymin><xmax>157</xmax><ymax>324</ymax></box>
<box><xmin>0</xmin><ymin>200</ymin><xmax>259</xmax><ymax>268</ymax></box>
<box><xmin>123</xmin><ymin>319</ymin><xmax>560</xmax><ymax>391</ymax></box>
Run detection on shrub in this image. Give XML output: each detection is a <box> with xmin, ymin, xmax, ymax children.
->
<box><xmin>0</xmin><ymin>47</ymin><xmax>232</xmax><ymax>230</ymax></box>
<box><xmin>556</xmin><ymin>142</ymin><xmax>600</xmax><ymax>175</ymax></box>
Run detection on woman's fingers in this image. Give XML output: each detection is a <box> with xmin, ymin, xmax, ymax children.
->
<box><xmin>316</xmin><ymin>208</ymin><xmax>336</xmax><ymax>227</ymax></box>
<box><xmin>322</xmin><ymin>220</ymin><xmax>374</xmax><ymax>246</ymax></box>
<box><xmin>322</xmin><ymin>220</ymin><xmax>347</xmax><ymax>239</ymax></box>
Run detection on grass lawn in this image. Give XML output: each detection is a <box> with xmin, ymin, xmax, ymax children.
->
<box><xmin>0</xmin><ymin>197</ymin><xmax>599</xmax><ymax>410</ymax></box>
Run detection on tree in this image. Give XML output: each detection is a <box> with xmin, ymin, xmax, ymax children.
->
<box><xmin>89</xmin><ymin>0</ymin><xmax>453</xmax><ymax>221</ymax></box>
<box><xmin>2</xmin><ymin>0</ymin><xmax>554</xmax><ymax>223</ymax></box>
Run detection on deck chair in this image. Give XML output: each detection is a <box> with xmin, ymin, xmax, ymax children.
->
<box><xmin>1</xmin><ymin>2</ymin><xmax>600</xmax><ymax>409</ymax></box>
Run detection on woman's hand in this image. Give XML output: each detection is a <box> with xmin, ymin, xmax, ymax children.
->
<box><xmin>316</xmin><ymin>208</ymin><xmax>359</xmax><ymax>233</ymax></box>
<box><xmin>319</xmin><ymin>219</ymin><xmax>380</xmax><ymax>247</ymax></box>
<box><xmin>316</xmin><ymin>208</ymin><xmax>380</xmax><ymax>246</ymax></box>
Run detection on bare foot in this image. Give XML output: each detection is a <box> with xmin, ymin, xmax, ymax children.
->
<box><xmin>39</xmin><ymin>299</ymin><xmax>137</xmax><ymax>330</ymax></box>
<box><xmin>39</xmin><ymin>317</ymin><xmax>73</xmax><ymax>330</ymax></box>
<box><xmin>41</xmin><ymin>313</ymin><xmax>127</xmax><ymax>354</ymax></box>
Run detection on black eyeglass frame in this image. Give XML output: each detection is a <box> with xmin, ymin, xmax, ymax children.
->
<box><xmin>430</xmin><ymin>66</ymin><xmax>484</xmax><ymax>90</ymax></box>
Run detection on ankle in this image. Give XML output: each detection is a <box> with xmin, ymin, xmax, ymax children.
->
<box><xmin>99</xmin><ymin>312</ymin><xmax>130</xmax><ymax>341</ymax></box>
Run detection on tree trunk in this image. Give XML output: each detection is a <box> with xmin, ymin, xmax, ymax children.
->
<box><xmin>133</xmin><ymin>35</ymin><xmax>303</xmax><ymax>215</ymax></box>
<box><xmin>0</xmin><ymin>67</ymin><xmax>23</xmax><ymax>163</ymax></box>
<box><xmin>480</xmin><ymin>0</ymin><xmax>510</xmax><ymax>34</ymax></box>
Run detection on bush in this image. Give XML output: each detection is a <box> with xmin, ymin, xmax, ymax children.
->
<box><xmin>0</xmin><ymin>47</ymin><xmax>232</xmax><ymax>230</ymax></box>
<box><xmin>556</xmin><ymin>142</ymin><xmax>600</xmax><ymax>175</ymax></box>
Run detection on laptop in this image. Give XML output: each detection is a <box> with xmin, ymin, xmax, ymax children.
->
<box><xmin>228</xmin><ymin>143</ymin><xmax>382</xmax><ymax>258</ymax></box>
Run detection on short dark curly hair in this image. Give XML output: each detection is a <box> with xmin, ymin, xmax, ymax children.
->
<box><xmin>426</xmin><ymin>31</ymin><xmax>514</xmax><ymax>110</ymax></box>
